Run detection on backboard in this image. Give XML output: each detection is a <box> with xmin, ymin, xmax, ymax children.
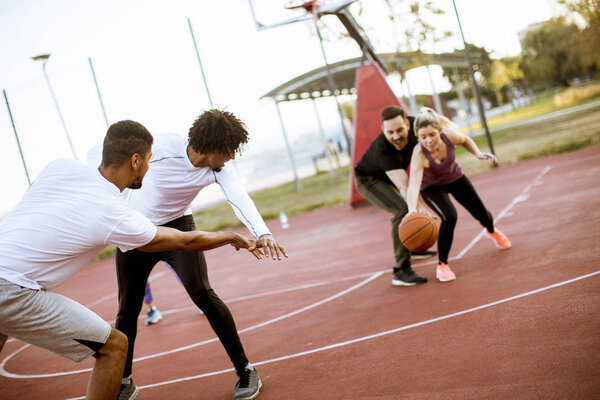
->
<box><xmin>247</xmin><ymin>0</ymin><xmax>358</xmax><ymax>31</ymax></box>
<box><xmin>247</xmin><ymin>0</ymin><xmax>312</xmax><ymax>31</ymax></box>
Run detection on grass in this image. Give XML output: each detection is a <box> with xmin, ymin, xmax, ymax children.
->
<box><xmin>553</xmin><ymin>81</ymin><xmax>600</xmax><ymax>107</ymax></box>
<box><xmin>93</xmin><ymin>86</ymin><xmax>600</xmax><ymax>261</ymax></box>
<box><xmin>466</xmin><ymin>83</ymin><xmax>600</xmax><ymax>131</ymax></box>
<box><xmin>192</xmin><ymin>167</ymin><xmax>351</xmax><ymax>231</ymax></box>
<box><xmin>456</xmin><ymin>102</ymin><xmax>600</xmax><ymax>174</ymax></box>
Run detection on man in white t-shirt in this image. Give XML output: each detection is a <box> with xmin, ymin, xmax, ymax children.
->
<box><xmin>94</xmin><ymin>109</ymin><xmax>286</xmax><ymax>400</ymax></box>
<box><xmin>0</xmin><ymin>120</ymin><xmax>260</xmax><ymax>400</ymax></box>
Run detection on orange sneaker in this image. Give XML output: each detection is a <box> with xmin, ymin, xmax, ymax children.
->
<box><xmin>436</xmin><ymin>262</ymin><xmax>456</xmax><ymax>282</ymax></box>
<box><xmin>487</xmin><ymin>229</ymin><xmax>511</xmax><ymax>250</ymax></box>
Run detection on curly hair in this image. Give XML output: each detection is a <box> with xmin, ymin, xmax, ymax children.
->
<box><xmin>102</xmin><ymin>120</ymin><xmax>153</xmax><ymax>167</ymax></box>
<box><xmin>188</xmin><ymin>109</ymin><xmax>249</xmax><ymax>155</ymax></box>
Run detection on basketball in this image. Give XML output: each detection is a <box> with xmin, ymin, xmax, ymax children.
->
<box><xmin>398</xmin><ymin>212</ymin><xmax>438</xmax><ymax>252</ymax></box>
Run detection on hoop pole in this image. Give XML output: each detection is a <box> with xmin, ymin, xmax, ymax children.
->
<box><xmin>312</xmin><ymin>12</ymin><xmax>351</xmax><ymax>155</ymax></box>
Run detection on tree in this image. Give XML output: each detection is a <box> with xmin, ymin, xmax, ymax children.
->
<box><xmin>489</xmin><ymin>60</ymin><xmax>512</xmax><ymax>106</ymax></box>
<box><xmin>340</xmin><ymin>100</ymin><xmax>354</xmax><ymax>124</ymax></box>
<box><xmin>558</xmin><ymin>0</ymin><xmax>600</xmax><ymax>72</ymax></box>
<box><xmin>520</xmin><ymin>17</ymin><xmax>587</xmax><ymax>87</ymax></box>
<box><xmin>488</xmin><ymin>57</ymin><xmax>525</xmax><ymax>106</ymax></box>
<box><xmin>440</xmin><ymin>44</ymin><xmax>494</xmax><ymax>105</ymax></box>
<box><xmin>558</xmin><ymin>0</ymin><xmax>600</xmax><ymax>29</ymax></box>
<box><xmin>399</xmin><ymin>1</ymin><xmax>453</xmax><ymax>113</ymax></box>
<box><xmin>402</xmin><ymin>1</ymin><xmax>453</xmax><ymax>54</ymax></box>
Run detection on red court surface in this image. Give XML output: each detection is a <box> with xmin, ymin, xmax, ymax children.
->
<box><xmin>1</xmin><ymin>146</ymin><xmax>599</xmax><ymax>399</ymax></box>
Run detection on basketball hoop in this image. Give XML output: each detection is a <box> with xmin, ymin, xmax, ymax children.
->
<box><xmin>284</xmin><ymin>0</ymin><xmax>318</xmax><ymax>13</ymax></box>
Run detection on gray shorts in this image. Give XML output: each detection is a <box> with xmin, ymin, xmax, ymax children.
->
<box><xmin>0</xmin><ymin>278</ymin><xmax>111</xmax><ymax>362</ymax></box>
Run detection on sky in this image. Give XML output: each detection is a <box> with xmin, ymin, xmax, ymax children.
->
<box><xmin>0</xmin><ymin>0</ymin><xmax>562</xmax><ymax>216</ymax></box>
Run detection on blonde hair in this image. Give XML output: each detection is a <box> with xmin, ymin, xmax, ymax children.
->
<box><xmin>414</xmin><ymin>107</ymin><xmax>457</xmax><ymax>133</ymax></box>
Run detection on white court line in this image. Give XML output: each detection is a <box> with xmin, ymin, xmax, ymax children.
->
<box><xmin>121</xmin><ymin>271</ymin><xmax>383</xmax><ymax>363</ymax></box>
<box><xmin>84</xmin><ymin>265</ymin><xmax>170</xmax><ymax>309</ymax></box>
<box><xmin>83</xmin><ymin>292</ymin><xmax>114</xmax><ymax>309</ymax></box>
<box><xmin>453</xmin><ymin>165</ymin><xmax>551</xmax><ymax>260</ymax></box>
<box><xmin>4</xmin><ymin>272</ymin><xmax>380</xmax><ymax>343</ymax></box>
<box><xmin>469</xmin><ymin>151</ymin><xmax>599</xmax><ymax>187</ymax></box>
<box><xmin>97</xmin><ymin>270</ymin><xmax>599</xmax><ymax>396</ymax></box>
<box><xmin>0</xmin><ymin>272</ymin><xmax>383</xmax><ymax>379</ymax></box>
<box><xmin>113</xmin><ymin>271</ymin><xmax>380</xmax><ymax>323</ymax></box>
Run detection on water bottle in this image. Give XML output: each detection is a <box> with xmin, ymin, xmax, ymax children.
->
<box><xmin>279</xmin><ymin>211</ymin><xmax>289</xmax><ymax>229</ymax></box>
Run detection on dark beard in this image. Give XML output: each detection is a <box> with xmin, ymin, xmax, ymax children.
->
<box><xmin>127</xmin><ymin>178</ymin><xmax>143</xmax><ymax>189</ymax></box>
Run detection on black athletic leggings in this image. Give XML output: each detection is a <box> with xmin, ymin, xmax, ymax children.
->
<box><xmin>115</xmin><ymin>215</ymin><xmax>248</xmax><ymax>378</ymax></box>
<box><xmin>420</xmin><ymin>175</ymin><xmax>495</xmax><ymax>264</ymax></box>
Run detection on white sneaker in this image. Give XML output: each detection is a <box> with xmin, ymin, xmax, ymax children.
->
<box><xmin>145</xmin><ymin>306</ymin><xmax>163</xmax><ymax>325</ymax></box>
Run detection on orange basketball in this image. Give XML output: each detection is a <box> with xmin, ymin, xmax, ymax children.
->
<box><xmin>398</xmin><ymin>212</ymin><xmax>438</xmax><ymax>252</ymax></box>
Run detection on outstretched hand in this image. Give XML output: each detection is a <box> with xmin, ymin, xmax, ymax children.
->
<box><xmin>476</xmin><ymin>151</ymin><xmax>498</xmax><ymax>164</ymax></box>
<box><xmin>230</xmin><ymin>234</ymin><xmax>263</xmax><ymax>259</ymax></box>
<box><xmin>257</xmin><ymin>233</ymin><xmax>288</xmax><ymax>260</ymax></box>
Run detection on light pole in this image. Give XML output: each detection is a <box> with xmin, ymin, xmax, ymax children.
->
<box><xmin>32</xmin><ymin>53</ymin><xmax>78</xmax><ymax>160</ymax></box>
<box><xmin>88</xmin><ymin>57</ymin><xmax>109</xmax><ymax>128</ymax></box>
<box><xmin>188</xmin><ymin>18</ymin><xmax>214</xmax><ymax>108</ymax></box>
<box><xmin>274</xmin><ymin>100</ymin><xmax>302</xmax><ymax>192</ymax></box>
<box><xmin>3</xmin><ymin>89</ymin><xmax>31</xmax><ymax>186</ymax></box>
<box><xmin>450</xmin><ymin>0</ymin><xmax>496</xmax><ymax>158</ymax></box>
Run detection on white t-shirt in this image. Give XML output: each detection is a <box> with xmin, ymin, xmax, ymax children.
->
<box><xmin>87</xmin><ymin>133</ymin><xmax>270</xmax><ymax>237</ymax></box>
<box><xmin>0</xmin><ymin>159</ymin><xmax>157</xmax><ymax>290</ymax></box>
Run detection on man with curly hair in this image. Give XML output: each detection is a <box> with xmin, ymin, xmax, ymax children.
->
<box><xmin>98</xmin><ymin>110</ymin><xmax>287</xmax><ymax>400</ymax></box>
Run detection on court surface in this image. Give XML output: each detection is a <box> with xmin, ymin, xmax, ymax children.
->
<box><xmin>1</xmin><ymin>146</ymin><xmax>599</xmax><ymax>399</ymax></box>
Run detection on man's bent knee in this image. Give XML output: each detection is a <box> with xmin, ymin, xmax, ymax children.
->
<box><xmin>95</xmin><ymin>328</ymin><xmax>128</xmax><ymax>359</ymax></box>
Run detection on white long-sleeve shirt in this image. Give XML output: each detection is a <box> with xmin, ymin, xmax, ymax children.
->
<box><xmin>88</xmin><ymin>133</ymin><xmax>270</xmax><ymax>237</ymax></box>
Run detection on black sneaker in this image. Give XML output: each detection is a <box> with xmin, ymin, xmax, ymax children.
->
<box><xmin>411</xmin><ymin>250</ymin><xmax>437</xmax><ymax>260</ymax></box>
<box><xmin>392</xmin><ymin>267</ymin><xmax>427</xmax><ymax>286</ymax></box>
<box><xmin>233</xmin><ymin>367</ymin><xmax>262</xmax><ymax>400</ymax></box>
<box><xmin>118</xmin><ymin>379</ymin><xmax>139</xmax><ymax>400</ymax></box>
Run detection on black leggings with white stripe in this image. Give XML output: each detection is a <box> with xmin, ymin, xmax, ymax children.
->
<box><xmin>421</xmin><ymin>175</ymin><xmax>495</xmax><ymax>264</ymax></box>
<box><xmin>115</xmin><ymin>214</ymin><xmax>248</xmax><ymax>378</ymax></box>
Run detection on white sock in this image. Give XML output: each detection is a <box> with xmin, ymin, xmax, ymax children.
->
<box><xmin>122</xmin><ymin>376</ymin><xmax>132</xmax><ymax>385</ymax></box>
<box><xmin>245</xmin><ymin>362</ymin><xmax>254</xmax><ymax>371</ymax></box>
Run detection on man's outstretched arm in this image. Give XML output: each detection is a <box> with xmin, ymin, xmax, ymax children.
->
<box><xmin>138</xmin><ymin>226</ymin><xmax>262</xmax><ymax>258</ymax></box>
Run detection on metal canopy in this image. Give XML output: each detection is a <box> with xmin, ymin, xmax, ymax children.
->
<box><xmin>261</xmin><ymin>50</ymin><xmax>484</xmax><ymax>102</ymax></box>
